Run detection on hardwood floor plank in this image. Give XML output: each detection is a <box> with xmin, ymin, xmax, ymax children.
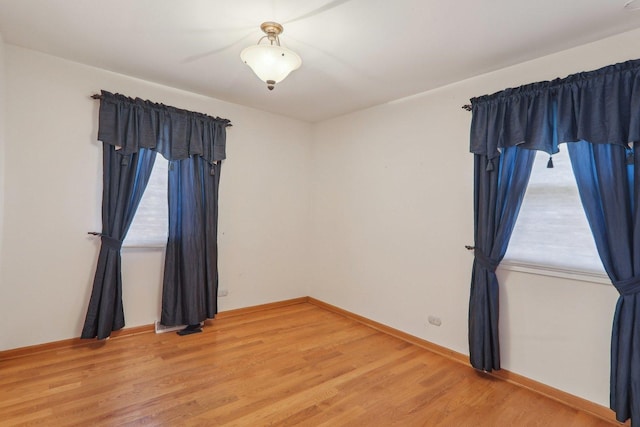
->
<box><xmin>0</xmin><ymin>302</ymin><xmax>616</xmax><ymax>426</ymax></box>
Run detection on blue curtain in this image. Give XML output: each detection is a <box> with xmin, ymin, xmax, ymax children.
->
<box><xmin>161</xmin><ymin>157</ymin><xmax>222</xmax><ymax>326</ymax></box>
<box><xmin>568</xmin><ymin>141</ymin><xmax>640</xmax><ymax>423</ymax></box>
<box><xmin>469</xmin><ymin>147</ymin><xmax>535</xmax><ymax>371</ymax></box>
<box><xmin>83</xmin><ymin>91</ymin><xmax>230</xmax><ymax>339</ymax></box>
<box><xmin>81</xmin><ymin>145</ymin><xmax>157</xmax><ymax>339</ymax></box>
<box><xmin>469</xmin><ymin>59</ymin><xmax>640</xmax><ymax>423</ymax></box>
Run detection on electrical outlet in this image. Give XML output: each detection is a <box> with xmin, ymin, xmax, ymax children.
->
<box><xmin>427</xmin><ymin>315</ymin><xmax>442</xmax><ymax>326</ymax></box>
<box><xmin>218</xmin><ymin>289</ymin><xmax>229</xmax><ymax>297</ymax></box>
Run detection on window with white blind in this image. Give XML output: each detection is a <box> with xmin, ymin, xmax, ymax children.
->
<box><xmin>123</xmin><ymin>155</ymin><xmax>169</xmax><ymax>247</ymax></box>
<box><xmin>503</xmin><ymin>146</ymin><xmax>607</xmax><ymax>280</ymax></box>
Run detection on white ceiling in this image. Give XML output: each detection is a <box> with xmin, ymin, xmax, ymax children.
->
<box><xmin>0</xmin><ymin>0</ymin><xmax>639</xmax><ymax>122</ymax></box>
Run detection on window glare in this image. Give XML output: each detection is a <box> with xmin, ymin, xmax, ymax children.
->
<box><xmin>505</xmin><ymin>147</ymin><xmax>605</xmax><ymax>274</ymax></box>
<box><xmin>124</xmin><ymin>155</ymin><xmax>169</xmax><ymax>247</ymax></box>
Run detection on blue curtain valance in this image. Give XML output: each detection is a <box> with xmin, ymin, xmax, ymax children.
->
<box><xmin>97</xmin><ymin>90</ymin><xmax>231</xmax><ymax>162</ymax></box>
<box><xmin>470</xmin><ymin>59</ymin><xmax>640</xmax><ymax>158</ymax></box>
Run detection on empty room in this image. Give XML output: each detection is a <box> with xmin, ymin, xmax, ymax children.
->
<box><xmin>2</xmin><ymin>0</ymin><xmax>640</xmax><ymax>425</ymax></box>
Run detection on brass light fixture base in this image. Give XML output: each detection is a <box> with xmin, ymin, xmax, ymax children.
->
<box><xmin>260</xmin><ymin>22</ymin><xmax>284</xmax><ymax>37</ymax></box>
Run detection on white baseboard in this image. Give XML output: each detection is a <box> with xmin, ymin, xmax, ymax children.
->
<box><xmin>154</xmin><ymin>321</ymin><xmax>186</xmax><ymax>334</ymax></box>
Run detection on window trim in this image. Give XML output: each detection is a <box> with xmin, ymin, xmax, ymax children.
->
<box><xmin>499</xmin><ymin>259</ymin><xmax>611</xmax><ymax>285</ymax></box>
<box><xmin>121</xmin><ymin>243</ymin><xmax>166</xmax><ymax>249</ymax></box>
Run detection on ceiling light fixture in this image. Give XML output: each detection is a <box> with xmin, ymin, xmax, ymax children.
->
<box><xmin>240</xmin><ymin>22</ymin><xmax>302</xmax><ymax>91</ymax></box>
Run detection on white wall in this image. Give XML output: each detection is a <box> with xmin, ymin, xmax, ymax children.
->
<box><xmin>0</xmin><ymin>34</ymin><xmax>5</xmax><ymax>296</ymax></box>
<box><xmin>310</xmin><ymin>28</ymin><xmax>640</xmax><ymax>407</ymax></box>
<box><xmin>0</xmin><ymin>45</ymin><xmax>312</xmax><ymax>351</ymax></box>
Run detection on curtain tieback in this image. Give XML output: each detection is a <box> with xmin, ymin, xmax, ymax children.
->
<box><xmin>613</xmin><ymin>276</ymin><xmax>640</xmax><ymax>296</ymax></box>
<box><xmin>474</xmin><ymin>249</ymin><xmax>499</xmax><ymax>272</ymax></box>
<box><xmin>101</xmin><ymin>235</ymin><xmax>123</xmax><ymax>250</ymax></box>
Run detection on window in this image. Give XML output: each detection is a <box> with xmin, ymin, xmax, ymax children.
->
<box><xmin>123</xmin><ymin>155</ymin><xmax>169</xmax><ymax>247</ymax></box>
<box><xmin>504</xmin><ymin>146</ymin><xmax>606</xmax><ymax>278</ymax></box>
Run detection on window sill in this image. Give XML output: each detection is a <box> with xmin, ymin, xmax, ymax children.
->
<box><xmin>499</xmin><ymin>260</ymin><xmax>611</xmax><ymax>285</ymax></box>
<box><xmin>121</xmin><ymin>244</ymin><xmax>166</xmax><ymax>250</ymax></box>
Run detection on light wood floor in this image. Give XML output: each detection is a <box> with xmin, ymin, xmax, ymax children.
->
<box><xmin>1</xmin><ymin>302</ymin><xmax>615</xmax><ymax>426</ymax></box>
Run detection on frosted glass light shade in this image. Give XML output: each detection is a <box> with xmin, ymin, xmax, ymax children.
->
<box><xmin>240</xmin><ymin>44</ymin><xmax>302</xmax><ymax>90</ymax></box>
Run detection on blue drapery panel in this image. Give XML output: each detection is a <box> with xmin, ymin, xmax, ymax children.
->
<box><xmin>81</xmin><ymin>146</ymin><xmax>157</xmax><ymax>339</ymax></box>
<box><xmin>568</xmin><ymin>141</ymin><xmax>640</xmax><ymax>423</ymax></box>
<box><xmin>469</xmin><ymin>58</ymin><xmax>640</xmax><ymax>424</ymax></box>
<box><xmin>161</xmin><ymin>158</ymin><xmax>221</xmax><ymax>326</ymax></box>
<box><xmin>469</xmin><ymin>147</ymin><xmax>535</xmax><ymax>371</ymax></box>
<box><xmin>83</xmin><ymin>91</ymin><xmax>230</xmax><ymax>339</ymax></box>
